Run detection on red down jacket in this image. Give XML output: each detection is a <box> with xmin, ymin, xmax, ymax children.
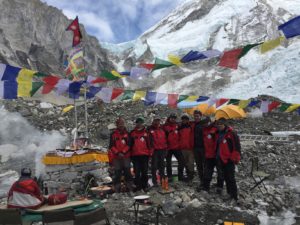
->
<box><xmin>178</xmin><ymin>123</ymin><xmax>193</xmax><ymax>150</ymax></box>
<box><xmin>148</xmin><ymin>125</ymin><xmax>167</xmax><ymax>151</ymax></box>
<box><xmin>163</xmin><ymin>121</ymin><xmax>180</xmax><ymax>150</ymax></box>
<box><xmin>7</xmin><ymin>178</ymin><xmax>44</xmax><ymax>209</ymax></box>
<box><xmin>109</xmin><ymin>129</ymin><xmax>130</xmax><ymax>162</ymax></box>
<box><xmin>130</xmin><ymin>127</ymin><xmax>151</xmax><ymax>156</ymax></box>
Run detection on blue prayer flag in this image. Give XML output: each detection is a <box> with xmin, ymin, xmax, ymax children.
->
<box><xmin>180</xmin><ymin>51</ymin><xmax>207</xmax><ymax>63</ymax></box>
<box><xmin>4</xmin><ymin>81</ymin><xmax>18</xmax><ymax>99</ymax></box>
<box><xmin>69</xmin><ymin>81</ymin><xmax>83</xmax><ymax>99</ymax></box>
<box><xmin>278</xmin><ymin>15</ymin><xmax>300</xmax><ymax>38</ymax></box>
<box><xmin>1</xmin><ymin>65</ymin><xmax>21</xmax><ymax>81</ymax></box>
<box><xmin>248</xmin><ymin>100</ymin><xmax>260</xmax><ymax>107</ymax></box>
<box><xmin>87</xmin><ymin>86</ymin><xmax>102</xmax><ymax>99</ymax></box>
<box><xmin>144</xmin><ymin>92</ymin><xmax>157</xmax><ymax>106</ymax></box>
<box><xmin>197</xmin><ymin>96</ymin><xmax>209</xmax><ymax>102</ymax></box>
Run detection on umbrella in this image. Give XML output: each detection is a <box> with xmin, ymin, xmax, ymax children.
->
<box><xmin>215</xmin><ymin>105</ymin><xmax>246</xmax><ymax>120</ymax></box>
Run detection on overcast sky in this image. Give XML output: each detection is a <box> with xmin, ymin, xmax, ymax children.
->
<box><xmin>43</xmin><ymin>0</ymin><xmax>184</xmax><ymax>43</ymax></box>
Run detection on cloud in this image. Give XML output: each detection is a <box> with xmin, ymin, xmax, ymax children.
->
<box><xmin>43</xmin><ymin>0</ymin><xmax>185</xmax><ymax>43</ymax></box>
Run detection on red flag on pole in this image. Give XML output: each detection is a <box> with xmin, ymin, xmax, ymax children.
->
<box><xmin>66</xmin><ymin>16</ymin><xmax>82</xmax><ymax>47</ymax></box>
<box><xmin>218</xmin><ymin>48</ymin><xmax>243</xmax><ymax>69</ymax></box>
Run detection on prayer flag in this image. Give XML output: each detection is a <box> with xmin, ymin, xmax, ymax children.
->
<box><xmin>260</xmin><ymin>100</ymin><xmax>270</xmax><ymax>113</ymax></box>
<box><xmin>248</xmin><ymin>100</ymin><xmax>260</xmax><ymax>107</ymax></box>
<box><xmin>96</xmin><ymin>87</ymin><xmax>113</xmax><ymax>103</ymax></box>
<box><xmin>55</xmin><ymin>79</ymin><xmax>71</xmax><ymax>95</ymax></box>
<box><xmin>140</xmin><ymin>63</ymin><xmax>155</xmax><ymax>70</ymax></box>
<box><xmin>168</xmin><ymin>94</ymin><xmax>178</xmax><ymax>108</ymax></box>
<box><xmin>238</xmin><ymin>43</ymin><xmax>261</xmax><ymax>59</ymax></box>
<box><xmin>17</xmin><ymin>68</ymin><xmax>35</xmax><ymax>97</ymax></box>
<box><xmin>219</xmin><ymin>49</ymin><xmax>243</xmax><ymax>69</ymax></box>
<box><xmin>30</xmin><ymin>82</ymin><xmax>43</xmax><ymax>97</ymax></box>
<box><xmin>133</xmin><ymin>91</ymin><xmax>146</xmax><ymax>101</ymax></box>
<box><xmin>121</xmin><ymin>90</ymin><xmax>135</xmax><ymax>101</ymax></box>
<box><xmin>186</xmin><ymin>96</ymin><xmax>199</xmax><ymax>102</ymax></box>
<box><xmin>144</xmin><ymin>92</ymin><xmax>157</xmax><ymax>106</ymax></box>
<box><xmin>238</xmin><ymin>100</ymin><xmax>251</xmax><ymax>109</ymax></box>
<box><xmin>228</xmin><ymin>99</ymin><xmax>240</xmax><ymax>105</ymax></box>
<box><xmin>0</xmin><ymin>81</ymin><xmax>18</xmax><ymax>99</ymax></box>
<box><xmin>99</xmin><ymin>71</ymin><xmax>119</xmax><ymax>81</ymax></box>
<box><xmin>197</xmin><ymin>96</ymin><xmax>209</xmax><ymax>102</ymax></box>
<box><xmin>168</xmin><ymin>54</ymin><xmax>182</xmax><ymax>66</ymax></box>
<box><xmin>86</xmin><ymin>86</ymin><xmax>102</xmax><ymax>99</ymax></box>
<box><xmin>278</xmin><ymin>103</ymin><xmax>291</xmax><ymax>112</ymax></box>
<box><xmin>278</xmin><ymin>16</ymin><xmax>300</xmax><ymax>39</ymax></box>
<box><xmin>68</xmin><ymin>81</ymin><xmax>83</xmax><ymax>99</ymax></box>
<box><xmin>155</xmin><ymin>93</ymin><xmax>167</xmax><ymax>105</ymax></box>
<box><xmin>0</xmin><ymin>64</ymin><xmax>21</xmax><ymax>81</ymax></box>
<box><xmin>268</xmin><ymin>101</ymin><xmax>280</xmax><ymax>112</ymax></box>
<box><xmin>260</xmin><ymin>37</ymin><xmax>284</xmax><ymax>54</ymax></box>
<box><xmin>152</xmin><ymin>58</ymin><xmax>174</xmax><ymax>71</ymax></box>
<box><xmin>66</xmin><ymin>16</ymin><xmax>82</xmax><ymax>47</ymax></box>
<box><xmin>285</xmin><ymin>104</ymin><xmax>300</xmax><ymax>112</ymax></box>
<box><xmin>178</xmin><ymin>95</ymin><xmax>189</xmax><ymax>103</ymax></box>
<box><xmin>202</xmin><ymin>49</ymin><xmax>222</xmax><ymax>58</ymax></box>
<box><xmin>42</xmin><ymin>75</ymin><xmax>60</xmax><ymax>94</ymax></box>
<box><xmin>111</xmin><ymin>88</ymin><xmax>123</xmax><ymax>100</ymax></box>
<box><xmin>130</xmin><ymin>67</ymin><xmax>150</xmax><ymax>79</ymax></box>
<box><xmin>111</xmin><ymin>70</ymin><xmax>125</xmax><ymax>78</ymax></box>
<box><xmin>180</xmin><ymin>50</ymin><xmax>207</xmax><ymax>63</ymax></box>
<box><xmin>62</xmin><ymin>105</ymin><xmax>74</xmax><ymax>113</ymax></box>
<box><xmin>216</xmin><ymin>98</ymin><xmax>229</xmax><ymax>108</ymax></box>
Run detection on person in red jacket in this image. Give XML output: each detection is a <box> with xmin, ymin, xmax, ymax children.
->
<box><xmin>203</xmin><ymin>118</ymin><xmax>241</xmax><ymax>201</ymax></box>
<box><xmin>179</xmin><ymin>115</ymin><xmax>194</xmax><ymax>181</ymax></box>
<box><xmin>109</xmin><ymin>117</ymin><xmax>133</xmax><ymax>193</ymax></box>
<box><xmin>148</xmin><ymin>117</ymin><xmax>168</xmax><ymax>186</ymax></box>
<box><xmin>7</xmin><ymin>168</ymin><xmax>44</xmax><ymax>209</ymax></box>
<box><xmin>164</xmin><ymin>113</ymin><xmax>185</xmax><ymax>181</ymax></box>
<box><xmin>130</xmin><ymin>117</ymin><xmax>152</xmax><ymax>191</ymax></box>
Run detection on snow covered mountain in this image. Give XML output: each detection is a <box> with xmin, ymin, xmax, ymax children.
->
<box><xmin>103</xmin><ymin>0</ymin><xmax>300</xmax><ymax>103</ymax></box>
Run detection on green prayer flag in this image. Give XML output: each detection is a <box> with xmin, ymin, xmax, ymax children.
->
<box><xmin>178</xmin><ymin>95</ymin><xmax>189</xmax><ymax>103</ymax></box>
<box><xmin>30</xmin><ymin>82</ymin><xmax>44</xmax><ymax>96</ymax></box>
<box><xmin>238</xmin><ymin>43</ymin><xmax>262</xmax><ymax>59</ymax></box>
<box><xmin>278</xmin><ymin>103</ymin><xmax>291</xmax><ymax>112</ymax></box>
<box><xmin>152</xmin><ymin>58</ymin><xmax>174</xmax><ymax>71</ymax></box>
<box><xmin>34</xmin><ymin>72</ymin><xmax>48</xmax><ymax>78</ymax></box>
<box><xmin>228</xmin><ymin>99</ymin><xmax>240</xmax><ymax>105</ymax></box>
<box><xmin>121</xmin><ymin>90</ymin><xmax>135</xmax><ymax>101</ymax></box>
<box><xmin>100</xmin><ymin>71</ymin><xmax>118</xmax><ymax>80</ymax></box>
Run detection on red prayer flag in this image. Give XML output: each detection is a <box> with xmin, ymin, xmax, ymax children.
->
<box><xmin>218</xmin><ymin>49</ymin><xmax>243</xmax><ymax>69</ymax></box>
<box><xmin>42</xmin><ymin>75</ymin><xmax>60</xmax><ymax>94</ymax></box>
<box><xmin>268</xmin><ymin>101</ymin><xmax>281</xmax><ymax>112</ymax></box>
<box><xmin>140</xmin><ymin>63</ymin><xmax>155</xmax><ymax>70</ymax></box>
<box><xmin>91</xmin><ymin>77</ymin><xmax>108</xmax><ymax>84</ymax></box>
<box><xmin>66</xmin><ymin>16</ymin><xmax>82</xmax><ymax>47</ymax></box>
<box><xmin>168</xmin><ymin>94</ymin><xmax>178</xmax><ymax>108</ymax></box>
<box><xmin>216</xmin><ymin>98</ymin><xmax>229</xmax><ymax>108</ymax></box>
<box><xmin>111</xmin><ymin>88</ymin><xmax>124</xmax><ymax>100</ymax></box>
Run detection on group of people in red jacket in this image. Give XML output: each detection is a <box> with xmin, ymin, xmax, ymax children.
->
<box><xmin>109</xmin><ymin>110</ymin><xmax>241</xmax><ymax>201</ymax></box>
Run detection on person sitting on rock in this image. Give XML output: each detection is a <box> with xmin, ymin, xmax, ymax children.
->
<box><xmin>205</xmin><ymin>118</ymin><xmax>241</xmax><ymax>201</ymax></box>
<box><xmin>109</xmin><ymin>117</ymin><xmax>133</xmax><ymax>193</ymax></box>
<box><xmin>148</xmin><ymin>117</ymin><xmax>168</xmax><ymax>186</ymax></box>
<box><xmin>7</xmin><ymin>168</ymin><xmax>44</xmax><ymax>209</ymax></box>
<box><xmin>130</xmin><ymin>117</ymin><xmax>152</xmax><ymax>192</ymax></box>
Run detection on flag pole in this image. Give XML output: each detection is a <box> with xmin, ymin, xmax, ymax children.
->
<box><xmin>73</xmin><ymin>98</ymin><xmax>78</xmax><ymax>148</ymax></box>
<box><xmin>82</xmin><ymin>40</ymin><xmax>89</xmax><ymax>139</ymax></box>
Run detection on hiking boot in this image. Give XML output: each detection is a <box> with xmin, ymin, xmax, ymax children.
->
<box><xmin>216</xmin><ymin>188</ymin><xmax>223</xmax><ymax>195</ymax></box>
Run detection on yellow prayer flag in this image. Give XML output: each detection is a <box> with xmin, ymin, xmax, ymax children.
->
<box><xmin>285</xmin><ymin>104</ymin><xmax>300</xmax><ymax>112</ymax></box>
<box><xmin>238</xmin><ymin>100</ymin><xmax>251</xmax><ymax>109</ymax></box>
<box><xmin>111</xmin><ymin>70</ymin><xmax>125</xmax><ymax>78</ymax></box>
<box><xmin>168</xmin><ymin>54</ymin><xmax>182</xmax><ymax>66</ymax></box>
<box><xmin>186</xmin><ymin>95</ymin><xmax>199</xmax><ymax>101</ymax></box>
<box><xmin>133</xmin><ymin>91</ymin><xmax>146</xmax><ymax>101</ymax></box>
<box><xmin>62</xmin><ymin>105</ymin><xmax>75</xmax><ymax>113</ymax></box>
<box><xmin>17</xmin><ymin>68</ymin><xmax>36</xmax><ymax>97</ymax></box>
<box><xmin>260</xmin><ymin>36</ymin><xmax>285</xmax><ymax>54</ymax></box>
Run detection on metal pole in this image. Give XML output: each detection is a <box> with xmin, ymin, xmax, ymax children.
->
<box><xmin>84</xmin><ymin>84</ymin><xmax>88</xmax><ymax>138</ymax></box>
<box><xmin>74</xmin><ymin>98</ymin><xmax>78</xmax><ymax>147</ymax></box>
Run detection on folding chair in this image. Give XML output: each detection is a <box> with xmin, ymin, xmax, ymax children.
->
<box><xmin>42</xmin><ymin>208</ymin><xmax>74</xmax><ymax>225</ymax></box>
<box><xmin>250</xmin><ymin>157</ymin><xmax>270</xmax><ymax>193</ymax></box>
<box><xmin>74</xmin><ymin>208</ymin><xmax>110</xmax><ymax>225</ymax></box>
<box><xmin>0</xmin><ymin>208</ymin><xmax>24</xmax><ymax>225</ymax></box>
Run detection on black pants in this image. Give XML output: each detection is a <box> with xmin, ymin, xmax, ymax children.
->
<box><xmin>194</xmin><ymin>147</ymin><xmax>205</xmax><ymax>183</ymax></box>
<box><xmin>204</xmin><ymin>159</ymin><xmax>238</xmax><ymax>200</ymax></box>
<box><xmin>151</xmin><ymin>150</ymin><xmax>167</xmax><ymax>184</ymax></box>
<box><xmin>166</xmin><ymin>150</ymin><xmax>184</xmax><ymax>180</ymax></box>
<box><xmin>113</xmin><ymin>157</ymin><xmax>133</xmax><ymax>192</ymax></box>
<box><xmin>203</xmin><ymin>158</ymin><xmax>224</xmax><ymax>190</ymax></box>
<box><xmin>131</xmin><ymin>155</ymin><xmax>149</xmax><ymax>190</ymax></box>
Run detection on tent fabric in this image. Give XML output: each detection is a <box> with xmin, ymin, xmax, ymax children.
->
<box><xmin>183</xmin><ymin>103</ymin><xmax>216</xmax><ymax>116</ymax></box>
<box><xmin>215</xmin><ymin>105</ymin><xmax>246</xmax><ymax>120</ymax></box>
